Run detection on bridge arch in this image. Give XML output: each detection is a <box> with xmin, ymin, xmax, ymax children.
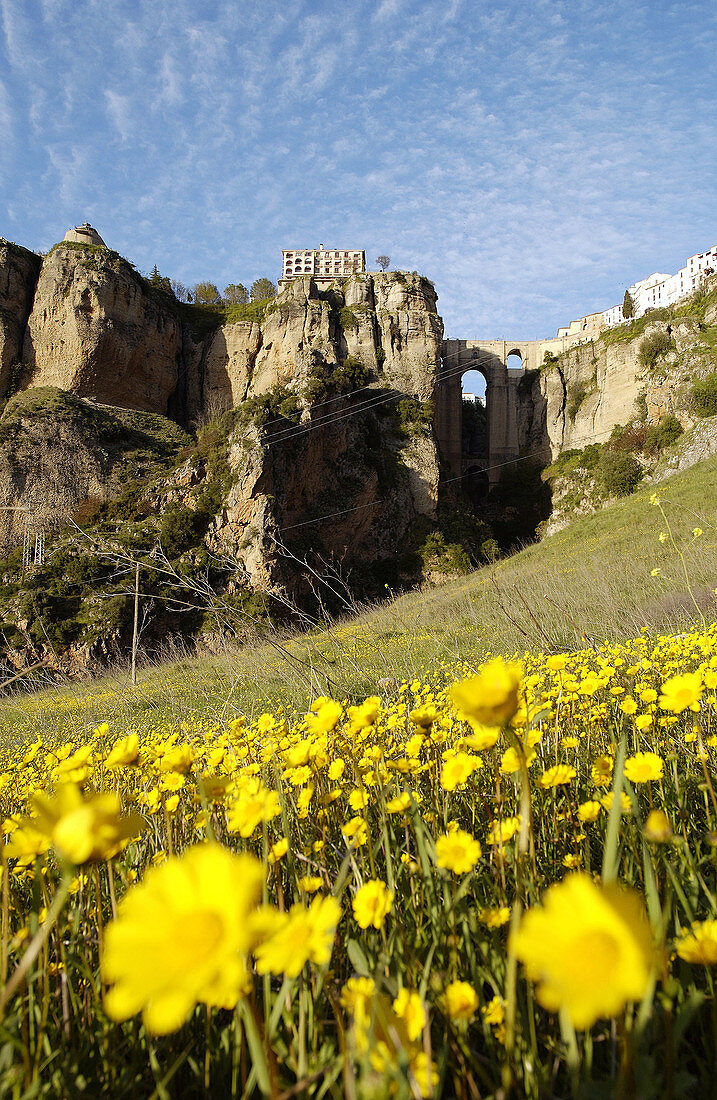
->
<box><xmin>435</xmin><ymin>339</ymin><xmax>526</xmax><ymax>486</ymax></box>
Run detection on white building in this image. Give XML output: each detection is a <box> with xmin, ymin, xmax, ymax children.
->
<box><xmin>601</xmin><ymin>245</ymin><xmax>717</xmax><ymax>328</ymax></box>
<box><xmin>281</xmin><ymin>246</ymin><xmax>365</xmax><ymax>283</ymax></box>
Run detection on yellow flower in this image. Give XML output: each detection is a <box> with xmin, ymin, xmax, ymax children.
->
<box><xmin>268</xmin><ymin>838</ymin><xmax>289</xmax><ymax>864</ymax></box>
<box><xmin>158</xmin><ymin>744</ymin><xmax>194</xmax><ymax>774</ymax></box>
<box><xmin>306</xmin><ymin>699</ymin><xmax>343</xmax><ymax>734</ymax></box>
<box><xmin>254</xmin><ymin>895</ymin><xmax>340</xmax><ymax>977</ymax></box>
<box><xmin>675</xmin><ymin>920</ymin><xmax>717</xmax><ymax>965</ymax></box>
<box><xmin>105</xmin><ymin>734</ymin><xmax>141</xmax><ymax>768</ymax></box>
<box><xmin>4</xmin><ymin>820</ymin><xmax>51</xmax><ymax>865</ymax></box>
<box><xmin>482</xmin><ymin>995</ymin><xmax>505</xmax><ymax>1027</ymax></box>
<box><xmin>440</xmin><ymin>751</ymin><xmax>482</xmax><ymax>791</ymax></box>
<box><xmin>650</xmin><ymin>568</ymin><xmax>661</xmax><ymax>577</ymax></box>
<box><xmin>577</xmin><ymin>800</ymin><xmax>602</xmax><ymax>823</ymax></box>
<box><xmin>539</xmin><ymin>765</ymin><xmax>576</xmax><ymax>789</ymax></box>
<box><xmin>659</xmin><ymin>672</ymin><xmax>703</xmax><ymax>713</ymax></box>
<box><xmin>31</xmin><ymin>784</ymin><xmax>142</xmax><ymax>864</ymax></box>
<box><xmin>340</xmin><ymin>977</ymin><xmax>376</xmax><ymax>1053</ymax></box>
<box><xmin>443</xmin><ymin>980</ymin><xmax>479</xmax><ymax>1021</ymax></box>
<box><xmin>487</xmin><ymin>816</ymin><xmax>521</xmax><ymax>845</ymax></box>
<box><xmin>512</xmin><ymin>873</ymin><xmax>654</xmax><ymax>1028</ymax></box>
<box><xmin>500</xmin><ymin>745</ymin><xmax>536</xmax><ymax>775</ymax></box>
<box><xmin>226</xmin><ymin>779</ymin><xmax>281</xmax><ymax>837</ymax></box>
<box><xmin>435</xmin><ymin>829</ymin><xmax>481</xmax><ymax>874</ymax></box>
<box><xmin>600</xmin><ymin>791</ymin><xmax>632</xmax><ymax>814</ymax></box>
<box><xmin>591</xmin><ymin>755</ymin><xmax>614</xmax><ymax>787</ymax></box>
<box><xmin>341</xmin><ymin>816</ymin><xmax>368</xmax><ymax>848</ymax></box>
<box><xmin>328</xmin><ymin>759</ymin><xmax>345</xmax><ymax>781</ymax></box>
<box><xmin>386</xmin><ymin>792</ymin><xmax>412</xmax><ymax>814</ymax></box>
<box><xmin>102</xmin><ymin>846</ymin><xmax>263</xmax><ymax>1034</ymax></box>
<box><xmin>410</xmin><ymin>1052</ymin><xmax>439</xmax><ymax>1096</ymax></box>
<box><xmin>450</xmin><ymin>658</ymin><xmax>523</xmax><ymax>728</ymax></box>
<box><xmin>353</xmin><ymin>880</ymin><xmax>393</xmax><ymax>929</ymax></box>
<box><xmin>462</xmin><ymin>722</ymin><xmax>500</xmax><ymax>750</ymax></box>
<box><xmin>643</xmin><ymin>810</ymin><xmax>672</xmax><ymax>843</ymax></box>
<box><xmin>693</xmin><ymin>527</ymin><xmax>703</xmax><ymax>538</ymax></box>
<box><xmin>297</xmin><ymin>876</ymin><xmax>323</xmax><ymax>893</ymax></box>
<box><xmin>393</xmin><ymin>988</ymin><xmax>426</xmax><ymax>1041</ymax></box>
<box><xmin>658</xmin><ymin>531</ymin><xmax>668</xmax><ymax>543</ymax></box>
<box><xmin>478</xmin><ymin>906</ymin><xmax>510</xmax><ymax>928</ymax></box>
<box><xmin>624</xmin><ymin>752</ymin><xmax>663</xmax><ymax>783</ymax></box>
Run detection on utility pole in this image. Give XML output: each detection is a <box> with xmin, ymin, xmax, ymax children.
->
<box><xmin>131</xmin><ymin>561</ymin><xmax>140</xmax><ymax>686</ymax></box>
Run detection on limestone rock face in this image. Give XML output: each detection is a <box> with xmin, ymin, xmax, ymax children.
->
<box><xmin>204</xmin><ymin>405</ymin><xmax>440</xmax><ymax>599</ymax></box>
<box><xmin>0</xmin><ymin>242</ymin><xmax>41</xmax><ymax>398</ymax></box>
<box><xmin>191</xmin><ymin>272</ymin><xmax>443</xmax><ymax>418</ymax></box>
<box><xmin>202</xmin><ymin>321</ymin><xmax>262</xmax><ymax>413</ymax></box>
<box><xmin>0</xmin><ymin>389</ymin><xmax>189</xmax><ymax>554</ymax></box>
<box><xmin>23</xmin><ymin>245</ymin><xmax>181</xmax><ymax>414</ymax></box>
<box><xmin>534</xmin><ymin>318</ymin><xmax>714</xmax><ymax>456</ymax></box>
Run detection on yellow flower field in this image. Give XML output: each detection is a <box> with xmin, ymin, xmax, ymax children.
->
<box><xmin>0</xmin><ymin>627</ymin><xmax>716</xmax><ymax>1096</ymax></box>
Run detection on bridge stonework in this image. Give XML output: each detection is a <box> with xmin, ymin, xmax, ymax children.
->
<box><xmin>435</xmin><ymin>335</ymin><xmax>572</xmax><ymax>483</ymax></box>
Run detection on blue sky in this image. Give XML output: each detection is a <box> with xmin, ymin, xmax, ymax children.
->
<box><xmin>1</xmin><ymin>0</ymin><xmax>715</xmax><ymax>339</ymax></box>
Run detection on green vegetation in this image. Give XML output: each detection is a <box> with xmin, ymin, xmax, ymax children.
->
<box><xmin>622</xmin><ymin>288</ymin><xmax>635</xmax><ymax>318</ymax></box>
<box><xmin>395</xmin><ymin>397</ymin><xmax>434</xmax><ymax>437</ymax></box>
<box><xmin>602</xmin><ymin>277</ymin><xmax>717</xmax><ymax>349</ymax></box>
<box><xmin>597</xmin><ymin>449</ymin><xmax>643</xmax><ymax>496</ymax></box>
<box><xmin>566</xmin><ymin>378</ymin><xmax>590</xmax><ymax>419</ymax></box>
<box><xmin>638</xmin><ymin>329</ymin><xmax>674</xmax><ymax>370</ymax></box>
<box><xmin>691</xmin><ymin>371</ymin><xmax>717</xmax><ymax>417</ymax></box>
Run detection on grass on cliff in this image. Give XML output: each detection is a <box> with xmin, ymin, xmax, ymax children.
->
<box><xmin>0</xmin><ymin>454</ymin><xmax>714</xmax><ymax>744</ymax></box>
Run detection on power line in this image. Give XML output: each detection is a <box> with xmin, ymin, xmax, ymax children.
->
<box><xmin>275</xmin><ymin>420</ymin><xmax>626</xmax><ymax>535</ymax></box>
<box><xmin>231</xmin><ymin>344</ymin><xmax>501</xmax><ymax>440</ymax></box>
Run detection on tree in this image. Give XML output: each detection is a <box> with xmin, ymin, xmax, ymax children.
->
<box><xmin>224</xmin><ymin>283</ymin><xmax>249</xmax><ymax>305</ymax></box>
<box><xmin>171</xmin><ymin>279</ymin><xmax>191</xmax><ymax>303</ymax></box>
<box><xmin>376</xmin><ymin>255</ymin><xmax>391</xmax><ymax>271</ymax></box>
<box><xmin>250</xmin><ymin>278</ymin><xmax>276</xmax><ymax>302</ymax></box>
<box><xmin>193</xmin><ymin>282</ymin><xmax>221</xmax><ymax>306</ymax></box>
<box><xmin>149</xmin><ymin>265</ymin><xmax>173</xmax><ymax>295</ymax></box>
<box><xmin>622</xmin><ymin>289</ymin><xmax>635</xmax><ymax>319</ymax></box>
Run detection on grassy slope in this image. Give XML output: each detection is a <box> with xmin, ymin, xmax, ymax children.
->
<box><xmin>0</xmin><ymin>455</ymin><xmax>714</xmax><ymax>744</ymax></box>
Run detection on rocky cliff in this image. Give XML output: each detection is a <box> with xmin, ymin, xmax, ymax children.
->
<box><xmin>0</xmin><ymin>242</ymin><xmax>41</xmax><ymax>400</ymax></box>
<box><xmin>532</xmin><ymin>286</ymin><xmax>717</xmax><ymax>455</ymax></box>
<box><xmin>0</xmin><ymin>240</ymin><xmax>454</xmax><ymax>667</ymax></box>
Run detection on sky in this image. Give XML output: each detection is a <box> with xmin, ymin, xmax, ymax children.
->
<box><xmin>1</xmin><ymin>0</ymin><xmax>715</xmax><ymax>340</ymax></box>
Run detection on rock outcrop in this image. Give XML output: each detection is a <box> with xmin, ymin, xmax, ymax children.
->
<box><xmin>195</xmin><ymin>272</ymin><xmax>442</xmax><ymax>417</ymax></box>
<box><xmin>0</xmin><ymin>241</ymin><xmax>41</xmax><ymax>399</ymax></box>
<box><xmin>525</xmin><ymin>311</ymin><xmax>716</xmax><ymax>456</ymax></box>
<box><xmin>22</xmin><ymin>245</ymin><xmax>182</xmax><ymax>414</ymax></box>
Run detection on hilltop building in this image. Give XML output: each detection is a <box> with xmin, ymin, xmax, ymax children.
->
<box><xmin>280</xmin><ymin>246</ymin><xmax>365</xmax><ymax>286</ymax></box>
<box><xmin>63</xmin><ymin>223</ymin><xmax>107</xmax><ymax>248</ymax></box>
<box><xmin>555</xmin><ymin>245</ymin><xmax>717</xmax><ymax>342</ymax></box>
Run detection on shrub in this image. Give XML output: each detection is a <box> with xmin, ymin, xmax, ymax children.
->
<box><xmin>396</xmin><ymin>399</ymin><xmax>434</xmax><ymax>437</ymax></box>
<box><xmin>691</xmin><ymin>372</ymin><xmax>717</xmax><ymax>418</ymax></box>
<box><xmin>608</xmin><ymin>423</ymin><xmax>649</xmax><ymax>454</ymax></box>
<box><xmin>333</xmin><ymin>356</ymin><xmax>371</xmax><ymax>392</ymax></box>
<box><xmin>339</xmin><ymin>306</ymin><xmax>358</xmax><ymax>330</ymax></box>
<box><xmin>566</xmin><ymin>381</ymin><xmax>589</xmax><ymax>420</ymax></box>
<box><xmin>159</xmin><ymin>506</ymin><xmax>211</xmax><ymax>557</ymax></box>
<box><xmin>638</xmin><ymin>330</ymin><xmax>673</xmax><ymax>371</ymax></box>
<box><xmin>419</xmin><ymin>532</ymin><xmax>471</xmax><ymax>576</ymax></box>
<box><xmin>644</xmin><ymin>415</ymin><xmax>683</xmax><ymax>453</ymax></box>
<box><xmin>598</xmin><ymin>451</ymin><xmax>643</xmax><ymax>496</ymax></box>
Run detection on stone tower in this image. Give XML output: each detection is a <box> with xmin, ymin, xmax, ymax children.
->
<box><xmin>63</xmin><ymin>222</ymin><xmax>107</xmax><ymax>248</ymax></box>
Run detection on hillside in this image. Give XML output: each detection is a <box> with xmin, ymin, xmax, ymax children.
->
<box><xmin>1</xmin><ymin>452</ymin><xmax>713</xmax><ymax>741</ymax></box>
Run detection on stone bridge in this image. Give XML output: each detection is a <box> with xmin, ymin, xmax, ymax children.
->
<box><xmin>435</xmin><ymin>336</ymin><xmax>571</xmax><ymax>484</ymax></box>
